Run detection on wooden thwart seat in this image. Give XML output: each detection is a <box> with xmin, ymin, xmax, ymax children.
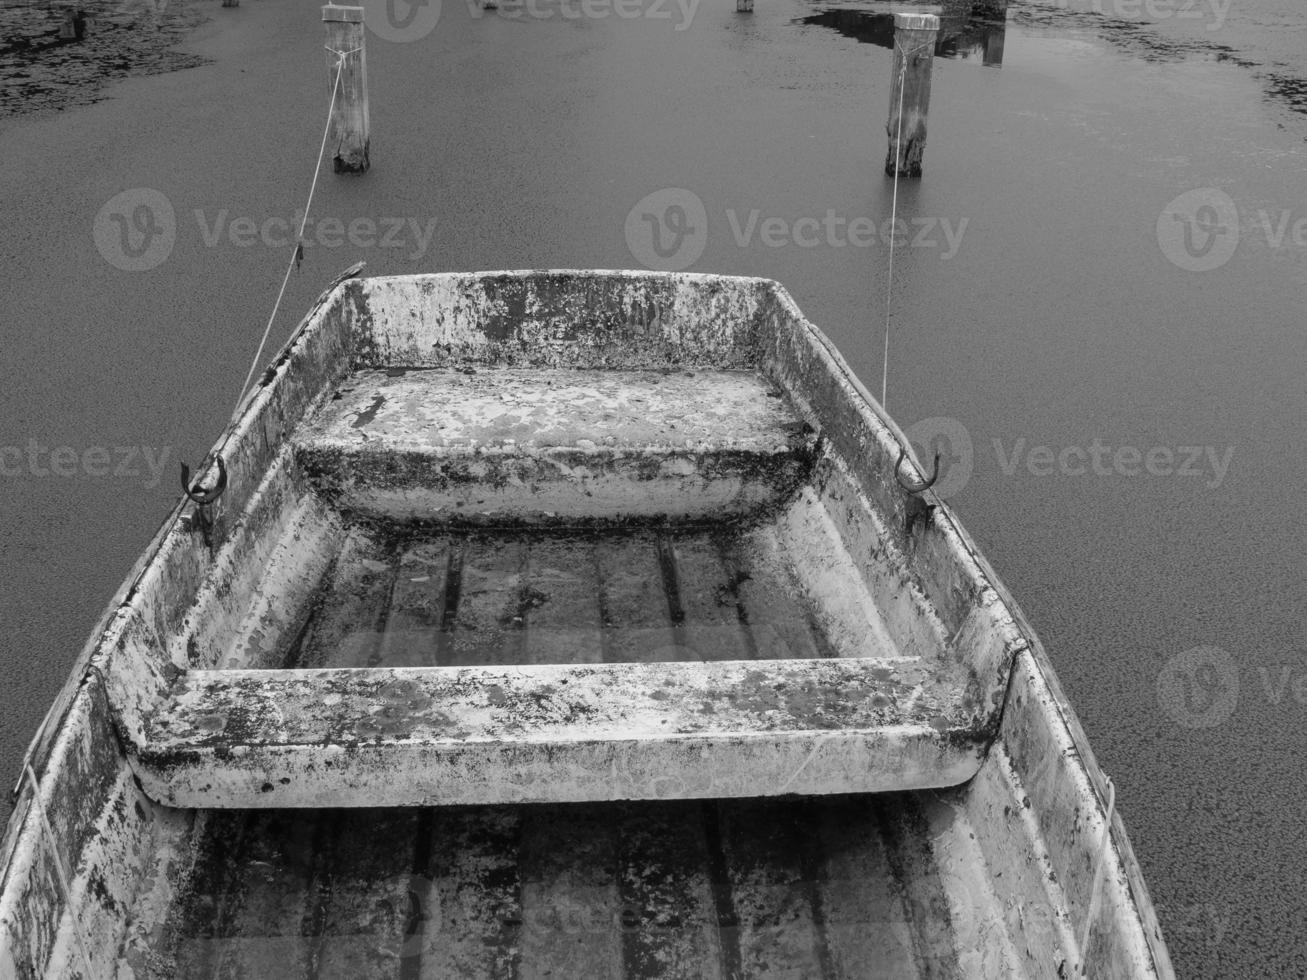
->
<box><xmin>292</xmin><ymin>368</ymin><xmax>817</xmax><ymax>521</ymax></box>
<box><xmin>132</xmin><ymin>659</ymin><xmax>986</xmax><ymax>808</ymax></box>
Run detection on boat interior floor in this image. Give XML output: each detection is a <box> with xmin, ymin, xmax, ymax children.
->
<box><xmin>134</xmin><ymin>791</ymin><xmax>1011</xmax><ymax>980</ymax></box>
<box><xmin>252</xmin><ymin>522</ymin><xmax>896</xmax><ymax>672</ymax></box>
<box><xmin>220</xmin><ymin>365</ymin><xmax>917</xmax><ymax>672</ymax></box>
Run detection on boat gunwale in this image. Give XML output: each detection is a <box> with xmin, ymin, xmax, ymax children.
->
<box><xmin>1</xmin><ymin>264</ymin><xmax>364</xmax><ymax>884</ymax></box>
<box><xmin>782</xmin><ymin>286</ymin><xmax>1173</xmax><ymax>976</ymax></box>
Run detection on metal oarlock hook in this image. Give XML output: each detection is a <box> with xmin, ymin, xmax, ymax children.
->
<box><xmin>895</xmin><ymin>446</ymin><xmax>939</xmax><ymax>494</ymax></box>
<box><xmin>181</xmin><ymin>456</ymin><xmax>227</xmax><ymax>504</ymax></box>
<box><xmin>180</xmin><ymin>456</ymin><xmax>227</xmax><ymax>547</ymax></box>
<box><xmin>895</xmin><ymin>446</ymin><xmax>940</xmax><ymax>536</ymax></box>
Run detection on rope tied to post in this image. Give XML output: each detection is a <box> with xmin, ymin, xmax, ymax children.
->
<box><xmin>181</xmin><ymin>34</ymin><xmax>366</xmax><ymax>547</ymax></box>
<box><xmin>882</xmin><ymin>23</ymin><xmax>937</xmax><ymax>411</ymax></box>
<box><xmin>325</xmin><ymin>44</ymin><xmax>361</xmax><ymax>66</ymax></box>
<box><xmin>894</xmin><ymin>35</ymin><xmax>935</xmax><ymax>61</ymax></box>
<box><xmin>882</xmin><ymin>50</ymin><xmax>907</xmax><ymax>411</ymax></box>
<box><xmin>235</xmin><ymin>50</ymin><xmax>350</xmax><ymax>404</ymax></box>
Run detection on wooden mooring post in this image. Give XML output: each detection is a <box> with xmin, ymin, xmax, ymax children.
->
<box><xmin>983</xmin><ymin>23</ymin><xmax>1005</xmax><ymax>67</ymax></box>
<box><xmin>58</xmin><ymin>8</ymin><xmax>86</xmax><ymax>40</ymax></box>
<box><xmin>322</xmin><ymin>4</ymin><xmax>370</xmax><ymax>174</ymax></box>
<box><xmin>885</xmin><ymin>11</ymin><xmax>939</xmax><ymax>179</ymax></box>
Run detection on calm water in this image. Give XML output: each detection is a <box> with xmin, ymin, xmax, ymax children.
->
<box><xmin>2</xmin><ymin>0</ymin><xmax>1305</xmax><ymax>974</ymax></box>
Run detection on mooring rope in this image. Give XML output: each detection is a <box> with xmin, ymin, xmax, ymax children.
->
<box><xmin>23</xmin><ymin>762</ymin><xmax>95</xmax><ymax>979</ymax></box>
<box><xmin>881</xmin><ymin>43</ymin><xmax>909</xmax><ymax>412</ymax></box>
<box><xmin>1077</xmin><ymin>775</ymin><xmax>1116</xmax><ymax>974</ymax></box>
<box><xmin>235</xmin><ymin>47</ymin><xmax>356</xmax><ymax>408</ymax></box>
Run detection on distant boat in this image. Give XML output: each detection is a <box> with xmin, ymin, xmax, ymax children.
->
<box><xmin>0</xmin><ymin>270</ymin><xmax>1172</xmax><ymax>978</ymax></box>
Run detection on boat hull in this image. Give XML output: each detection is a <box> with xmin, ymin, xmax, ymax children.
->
<box><xmin>0</xmin><ymin>271</ymin><xmax>1172</xmax><ymax>978</ymax></box>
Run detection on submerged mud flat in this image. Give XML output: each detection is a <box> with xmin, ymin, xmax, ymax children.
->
<box><xmin>0</xmin><ymin>0</ymin><xmax>207</xmax><ymax>118</ymax></box>
<box><xmin>1010</xmin><ymin>0</ymin><xmax>1307</xmax><ymax>119</ymax></box>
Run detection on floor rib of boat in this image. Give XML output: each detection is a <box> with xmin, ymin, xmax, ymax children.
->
<box><xmin>160</xmin><ymin>795</ymin><xmax>958</xmax><ymax>979</ymax></box>
<box><xmin>253</xmin><ymin>522</ymin><xmax>857</xmax><ymax>671</ymax></box>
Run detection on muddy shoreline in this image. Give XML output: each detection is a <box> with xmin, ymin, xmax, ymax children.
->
<box><xmin>0</xmin><ymin>0</ymin><xmax>208</xmax><ymax>118</ymax></box>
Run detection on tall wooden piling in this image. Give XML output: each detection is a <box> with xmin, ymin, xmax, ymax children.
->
<box><xmin>322</xmin><ymin>5</ymin><xmax>370</xmax><ymax>174</ymax></box>
<box><xmin>58</xmin><ymin>9</ymin><xmax>86</xmax><ymax>39</ymax></box>
<box><xmin>885</xmin><ymin>11</ymin><xmax>939</xmax><ymax>179</ymax></box>
<box><xmin>982</xmin><ymin>23</ymin><xmax>1005</xmax><ymax>67</ymax></box>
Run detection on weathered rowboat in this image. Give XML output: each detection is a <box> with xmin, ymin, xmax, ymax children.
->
<box><xmin>1</xmin><ymin>270</ymin><xmax>1172</xmax><ymax>978</ymax></box>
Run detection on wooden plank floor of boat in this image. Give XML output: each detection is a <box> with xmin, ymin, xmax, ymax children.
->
<box><xmin>159</xmin><ymin>794</ymin><xmax>963</xmax><ymax>979</ymax></box>
<box><xmin>273</xmin><ymin>522</ymin><xmax>848</xmax><ymax>671</ymax></box>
